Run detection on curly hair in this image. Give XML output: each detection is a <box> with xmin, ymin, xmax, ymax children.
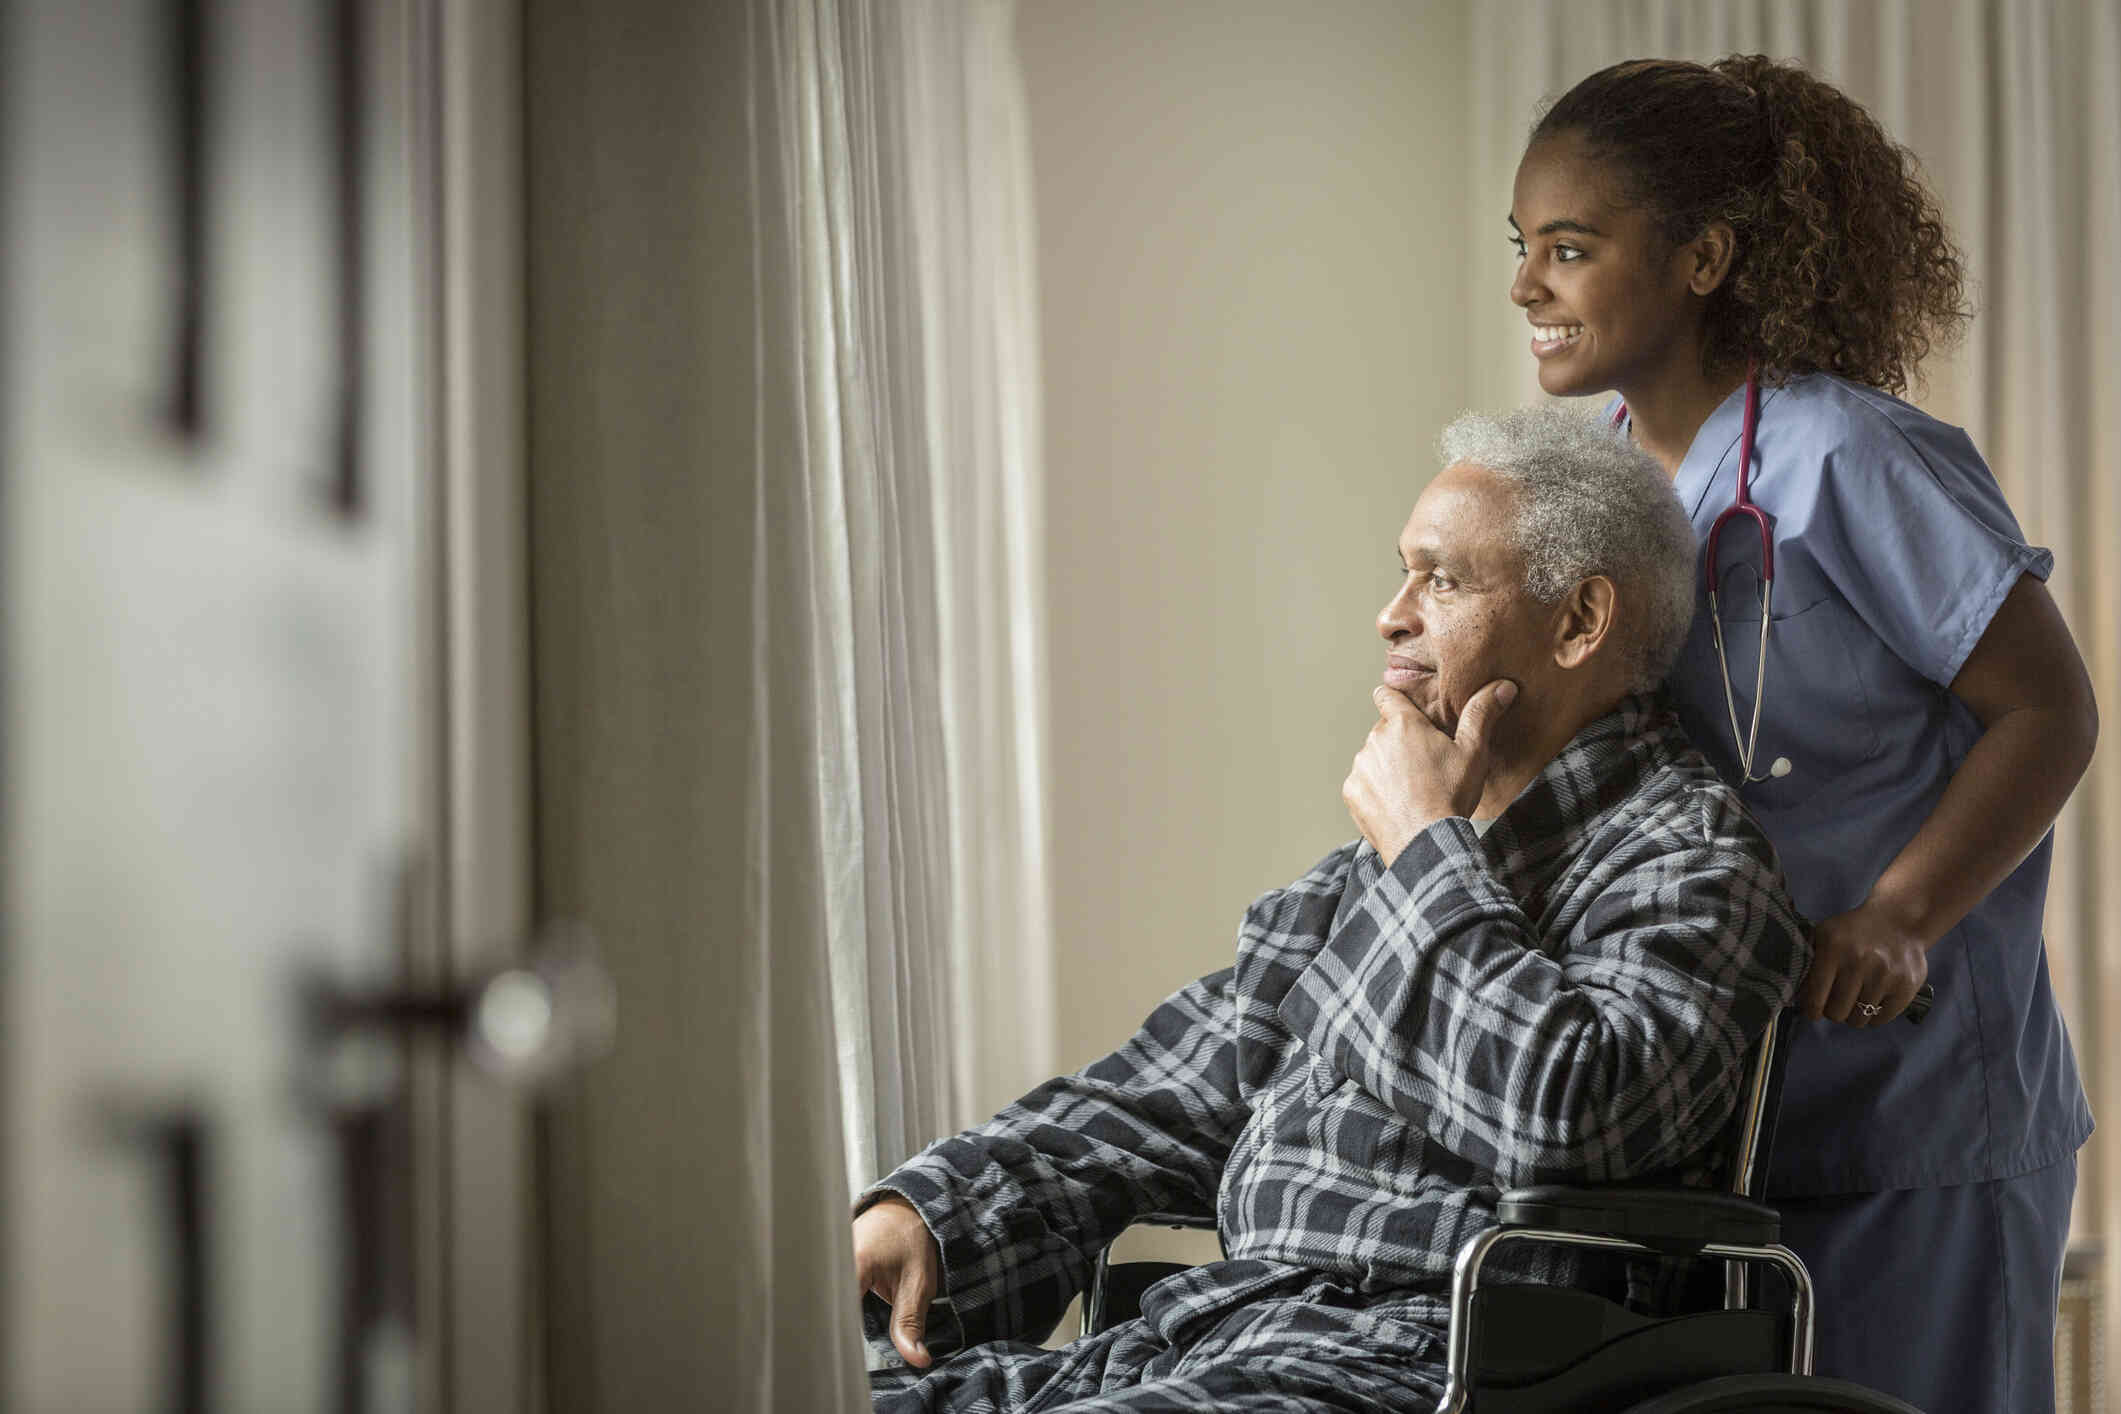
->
<box><xmin>1531</xmin><ymin>56</ymin><xmax>1969</xmax><ymax>395</ymax></box>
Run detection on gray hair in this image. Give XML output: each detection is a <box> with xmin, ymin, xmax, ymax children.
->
<box><xmin>1437</xmin><ymin>405</ymin><xmax>1695</xmax><ymax>693</ymax></box>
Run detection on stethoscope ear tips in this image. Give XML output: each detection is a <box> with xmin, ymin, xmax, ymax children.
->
<box><xmin>1769</xmin><ymin>757</ymin><xmax>1792</xmax><ymax>778</ymax></box>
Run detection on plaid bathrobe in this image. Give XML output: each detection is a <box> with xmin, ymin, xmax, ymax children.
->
<box><xmin>863</xmin><ymin>694</ymin><xmax>1810</xmax><ymax>1412</ymax></box>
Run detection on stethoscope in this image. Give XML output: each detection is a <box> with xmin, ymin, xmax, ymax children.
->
<box><xmin>1613</xmin><ymin>366</ymin><xmax>1788</xmax><ymax>783</ymax></box>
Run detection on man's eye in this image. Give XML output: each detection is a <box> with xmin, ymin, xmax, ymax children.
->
<box><xmin>1429</xmin><ymin>572</ymin><xmax>1455</xmax><ymax>591</ymax></box>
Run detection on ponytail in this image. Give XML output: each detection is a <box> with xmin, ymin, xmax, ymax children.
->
<box><xmin>1532</xmin><ymin>56</ymin><xmax>1967</xmax><ymax>395</ymax></box>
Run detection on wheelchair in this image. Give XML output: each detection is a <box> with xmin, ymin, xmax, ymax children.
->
<box><xmin>1083</xmin><ymin>995</ymin><xmax>1932</xmax><ymax>1413</ymax></box>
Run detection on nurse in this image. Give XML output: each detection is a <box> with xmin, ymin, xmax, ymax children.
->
<box><xmin>1506</xmin><ymin>56</ymin><xmax>2098</xmax><ymax>1413</ymax></box>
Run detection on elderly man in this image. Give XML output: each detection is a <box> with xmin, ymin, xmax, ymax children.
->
<box><xmin>853</xmin><ymin>406</ymin><xmax>1811</xmax><ymax>1412</ymax></box>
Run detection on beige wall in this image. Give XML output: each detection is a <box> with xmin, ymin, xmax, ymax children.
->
<box><xmin>1017</xmin><ymin>1</ymin><xmax>1472</xmax><ymax>1076</ymax></box>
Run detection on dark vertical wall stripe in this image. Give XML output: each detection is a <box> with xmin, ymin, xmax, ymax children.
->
<box><xmin>330</xmin><ymin>0</ymin><xmax>366</xmax><ymax>517</ymax></box>
<box><xmin>164</xmin><ymin>0</ymin><xmax>208</xmax><ymax>442</ymax></box>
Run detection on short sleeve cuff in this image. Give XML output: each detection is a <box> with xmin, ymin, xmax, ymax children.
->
<box><xmin>1936</xmin><ymin>545</ymin><xmax>2051</xmax><ymax>686</ymax></box>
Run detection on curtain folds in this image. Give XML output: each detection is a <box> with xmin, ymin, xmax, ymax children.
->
<box><xmin>1469</xmin><ymin>0</ymin><xmax>2121</xmax><ymax>1391</ymax></box>
<box><xmin>749</xmin><ymin>0</ymin><xmax>1053</xmax><ymax>1198</ymax></box>
<box><xmin>526</xmin><ymin>2</ymin><xmax>1048</xmax><ymax>1409</ymax></box>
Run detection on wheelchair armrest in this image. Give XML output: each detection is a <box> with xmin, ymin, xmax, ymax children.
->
<box><xmin>1082</xmin><ymin>1212</ymin><xmax>1219</xmax><ymax>1337</ymax></box>
<box><xmin>1496</xmin><ymin>1185</ymin><xmax>1779</xmax><ymax>1253</ymax></box>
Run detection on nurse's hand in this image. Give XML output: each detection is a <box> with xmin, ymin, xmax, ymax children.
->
<box><xmin>854</xmin><ymin>1195</ymin><xmax>942</xmax><ymax>1368</ymax></box>
<box><xmin>1800</xmin><ymin>900</ymin><xmax>1930</xmax><ymax>1027</ymax></box>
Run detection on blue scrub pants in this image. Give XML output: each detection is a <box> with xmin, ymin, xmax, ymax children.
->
<box><xmin>1774</xmin><ymin>1156</ymin><xmax>2077</xmax><ymax>1414</ymax></box>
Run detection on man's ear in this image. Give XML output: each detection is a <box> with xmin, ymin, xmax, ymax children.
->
<box><xmin>1552</xmin><ymin>576</ymin><xmax>1618</xmax><ymax>671</ymax></box>
<box><xmin>1683</xmin><ymin>222</ymin><xmax>1738</xmax><ymax>297</ymax></box>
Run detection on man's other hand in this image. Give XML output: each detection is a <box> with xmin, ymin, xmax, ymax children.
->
<box><xmin>1344</xmin><ymin>678</ymin><xmax>1518</xmax><ymax>866</ymax></box>
<box><xmin>854</xmin><ymin>1195</ymin><xmax>942</xmax><ymax>1368</ymax></box>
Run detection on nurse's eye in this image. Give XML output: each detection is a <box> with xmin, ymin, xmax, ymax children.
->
<box><xmin>1553</xmin><ymin>244</ymin><xmax>1586</xmax><ymax>263</ymax></box>
<box><xmin>1507</xmin><ymin>234</ymin><xmax>1527</xmax><ymax>260</ymax></box>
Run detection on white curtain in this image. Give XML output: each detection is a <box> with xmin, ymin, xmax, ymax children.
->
<box><xmin>524</xmin><ymin>1</ymin><xmax>1050</xmax><ymax>1409</ymax></box>
<box><xmin>1468</xmin><ymin>1</ymin><xmax>2121</xmax><ymax>1399</ymax></box>
<box><xmin>748</xmin><ymin>0</ymin><xmax>1055</xmax><ymax>1196</ymax></box>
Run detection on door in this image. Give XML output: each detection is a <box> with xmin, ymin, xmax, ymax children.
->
<box><xmin>3</xmin><ymin>1</ymin><xmax>448</xmax><ymax>1408</ymax></box>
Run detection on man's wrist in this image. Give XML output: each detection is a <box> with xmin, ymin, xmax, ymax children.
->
<box><xmin>1375</xmin><ymin>804</ymin><xmax>1470</xmax><ymax>867</ymax></box>
<box><xmin>853</xmin><ymin>1186</ymin><xmax>923</xmax><ymax>1225</ymax></box>
<box><xmin>858</xmin><ymin>1192</ymin><xmax>924</xmax><ymax>1223</ymax></box>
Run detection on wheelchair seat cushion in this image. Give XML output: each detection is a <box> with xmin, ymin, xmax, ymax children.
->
<box><xmin>1469</xmin><ymin>1284</ymin><xmax>1784</xmax><ymax>1412</ymax></box>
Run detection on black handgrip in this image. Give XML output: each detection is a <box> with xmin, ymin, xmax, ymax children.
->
<box><xmin>1903</xmin><ymin>982</ymin><xmax>1933</xmax><ymax>1025</ymax></box>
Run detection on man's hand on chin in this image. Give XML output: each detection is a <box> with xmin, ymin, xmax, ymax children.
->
<box><xmin>1343</xmin><ymin>678</ymin><xmax>1518</xmax><ymax>867</ymax></box>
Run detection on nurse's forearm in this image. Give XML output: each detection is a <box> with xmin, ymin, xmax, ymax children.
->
<box><xmin>1867</xmin><ymin>708</ymin><xmax>2095</xmax><ymax>946</ymax></box>
<box><xmin>1866</xmin><ymin>579</ymin><xmax>2098</xmax><ymax>946</ymax></box>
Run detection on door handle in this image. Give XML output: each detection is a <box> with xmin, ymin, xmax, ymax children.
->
<box><xmin>303</xmin><ymin>923</ymin><xmax>616</xmax><ymax>1089</ymax></box>
<box><xmin>301</xmin><ymin>924</ymin><xmax>614</xmax><ymax>1413</ymax></box>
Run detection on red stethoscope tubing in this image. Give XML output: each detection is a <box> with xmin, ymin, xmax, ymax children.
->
<box><xmin>1611</xmin><ymin>365</ymin><xmax>1778</xmax><ymax>782</ymax></box>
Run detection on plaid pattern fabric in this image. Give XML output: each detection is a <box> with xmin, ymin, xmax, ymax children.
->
<box><xmin>863</xmin><ymin>694</ymin><xmax>1809</xmax><ymax>1411</ymax></box>
<box><xmin>868</xmin><ymin>1283</ymin><xmax>1452</xmax><ymax>1412</ymax></box>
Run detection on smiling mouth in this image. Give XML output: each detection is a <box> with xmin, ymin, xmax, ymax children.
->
<box><xmin>1530</xmin><ymin>323</ymin><xmax>1584</xmax><ymax>355</ymax></box>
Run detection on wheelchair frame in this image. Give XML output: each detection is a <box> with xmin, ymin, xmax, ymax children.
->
<box><xmin>1081</xmin><ymin>997</ymin><xmax>1931</xmax><ymax>1412</ymax></box>
<box><xmin>1435</xmin><ymin>1002</ymin><xmax>1808</xmax><ymax>1411</ymax></box>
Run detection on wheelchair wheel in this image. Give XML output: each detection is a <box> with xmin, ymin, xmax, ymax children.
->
<box><xmin>1620</xmin><ymin>1373</ymin><xmax>1924</xmax><ymax>1413</ymax></box>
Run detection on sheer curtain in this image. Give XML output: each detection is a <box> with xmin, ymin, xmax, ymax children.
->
<box><xmin>525</xmin><ymin>1</ymin><xmax>1049</xmax><ymax>1409</ymax></box>
<box><xmin>750</xmin><ymin>0</ymin><xmax>1055</xmax><ymax>1196</ymax></box>
<box><xmin>1468</xmin><ymin>0</ymin><xmax>2121</xmax><ymax>1394</ymax></box>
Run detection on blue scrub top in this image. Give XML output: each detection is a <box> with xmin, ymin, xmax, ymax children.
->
<box><xmin>1637</xmin><ymin>373</ymin><xmax>2091</xmax><ymax>1196</ymax></box>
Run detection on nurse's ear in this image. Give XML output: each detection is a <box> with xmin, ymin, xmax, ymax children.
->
<box><xmin>1681</xmin><ymin>221</ymin><xmax>1738</xmax><ymax>297</ymax></box>
<box><xmin>1550</xmin><ymin>575</ymin><xmax>1618</xmax><ymax>673</ymax></box>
